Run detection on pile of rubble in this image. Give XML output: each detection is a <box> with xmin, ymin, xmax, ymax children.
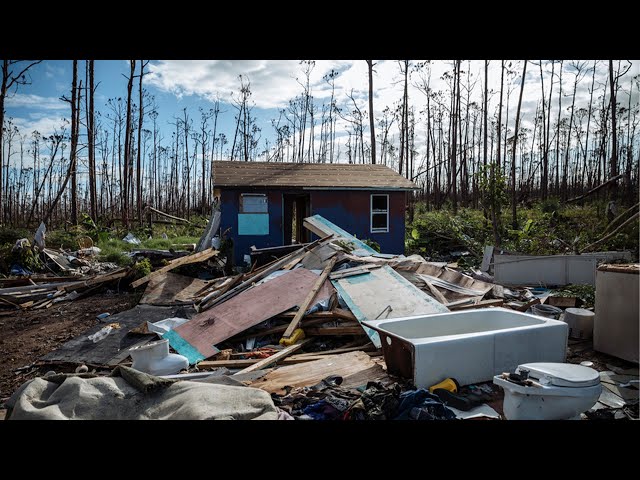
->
<box><xmin>2</xmin><ymin>215</ymin><xmax>637</xmax><ymax>421</ymax></box>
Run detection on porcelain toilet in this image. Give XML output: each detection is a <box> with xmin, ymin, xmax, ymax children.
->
<box><xmin>129</xmin><ymin>339</ymin><xmax>189</xmax><ymax>376</ymax></box>
<box><xmin>493</xmin><ymin>362</ymin><xmax>602</xmax><ymax>420</ymax></box>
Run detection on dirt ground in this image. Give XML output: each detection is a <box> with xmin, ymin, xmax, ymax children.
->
<box><xmin>0</xmin><ymin>291</ymin><xmax>139</xmax><ymax>401</ymax></box>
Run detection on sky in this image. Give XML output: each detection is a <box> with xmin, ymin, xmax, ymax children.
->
<box><xmin>3</xmin><ymin>59</ymin><xmax>639</xmax><ymax>168</ymax></box>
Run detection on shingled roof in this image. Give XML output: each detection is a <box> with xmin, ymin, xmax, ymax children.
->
<box><xmin>213</xmin><ymin>161</ymin><xmax>418</xmax><ymax>190</ymax></box>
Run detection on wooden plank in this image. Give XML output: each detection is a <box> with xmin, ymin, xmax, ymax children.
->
<box><xmin>233</xmin><ymin>339</ymin><xmax>312</xmax><ymax>375</ymax></box>
<box><xmin>199</xmin><ymin>235</ymin><xmax>332</xmax><ymax>311</ymax></box>
<box><xmin>303</xmin><ymin>214</ymin><xmax>377</xmax><ymax>256</ymax></box>
<box><xmin>249</xmin><ymin>351</ymin><xmax>377</xmax><ymax>394</ymax></box>
<box><xmin>139</xmin><ymin>272</ymin><xmax>210</xmax><ymax>305</ymax></box>
<box><xmin>304</xmin><ymin>326</ymin><xmax>365</xmax><ymax>336</ymax></box>
<box><xmin>165</xmin><ymin>268</ymin><xmax>335</xmax><ymax>363</ymax></box>
<box><xmin>198</xmin><ymin>273</ymin><xmax>243</xmax><ymax>309</ymax></box>
<box><xmin>131</xmin><ymin>248</ymin><xmax>218</xmax><ymax>288</ymax></box>
<box><xmin>329</xmin><ymin>264</ymin><xmax>381</xmax><ymax>280</ymax></box>
<box><xmin>516</xmin><ymin>297</ymin><xmax>541</xmax><ymax>312</ymax></box>
<box><xmin>232</xmin><ymin>316</ymin><xmax>347</xmax><ymax>341</ymax></box>
<box><xmin>449</xmin><ymin>299</ymin><xmax>505</xmax><ymax>311</ymax></box>
<box><xmin>282</xmin><ymin>257</ymin><xmax>337</xmax><ymax>339</ymax></box>
<box><xmin>300</xmin><ymin>244</ymin><xmax>338</xmax><ymax>270</ymax></box>
<box><xmin>331</xmin><ymin>265</ymin><xmax>449</xmax><ymax>348</ymax></box>
<box><xmin>422</xmin><ymin>277</ymin><xmax>448</xmax><ymax>304</ymax></box>
<box><xmin>294</xmin><ymin>343</ymin><xmax>375</xmax><ymax>357</ymax></box>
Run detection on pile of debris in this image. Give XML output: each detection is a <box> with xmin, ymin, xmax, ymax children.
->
<box><xmin>2</xmin><ymin>215</ymin><xmax>637</xmax><ymax>421</ymax></box>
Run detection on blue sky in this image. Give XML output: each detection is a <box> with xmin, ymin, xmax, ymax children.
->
<box><xmin>4</xmin><ymin>60</ymin><xmax>638</xmax><ymax>166</ymax></box>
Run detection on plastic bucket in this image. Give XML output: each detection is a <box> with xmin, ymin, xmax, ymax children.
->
<box><xmin>531</xmin><ymin>304</ymin><xmax>563</xmax><ymax>319</ymax></box>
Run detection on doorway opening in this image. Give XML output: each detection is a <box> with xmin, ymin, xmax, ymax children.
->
<box><xmin>283</xmin><ymin>194</ymin><xmax>310</xmax><ymax>245</ymax></box>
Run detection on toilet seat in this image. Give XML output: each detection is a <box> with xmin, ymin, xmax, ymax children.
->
<box><xmin>516</xmin><ymin>362</ymin><xmax>600</xmax><ymax>388</ymax></box>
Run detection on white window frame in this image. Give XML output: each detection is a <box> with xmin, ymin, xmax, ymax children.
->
<box><xmin>370</xmin><ymin>194</ymin><xmax>389</xmax><ymax>233</ymax></box>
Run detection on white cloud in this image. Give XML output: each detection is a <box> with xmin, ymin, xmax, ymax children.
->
<box><xmin>5</xmin><ymin>93</ymin><xmax>67</xmax><ymax>110</ymax></box>
<box><xmin>146</xmin><ymin>60</ymin><xmax>352</xmax><ymax>109</ymax></box>
<box><xmin>11</xmin><ymin>115</ymin><xmax>68</xmax><ymax>137</ymax></box>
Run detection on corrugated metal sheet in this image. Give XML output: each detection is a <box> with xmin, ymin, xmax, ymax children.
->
<box><xmin>213</xmin><ymin>161</ymin><xmax>418</xmax><ymax>190</ymax></box>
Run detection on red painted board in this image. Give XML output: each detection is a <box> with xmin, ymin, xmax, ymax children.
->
<box><xmin>170</xmin><ymin>268</ymin><xmax>335</xmax><ymax>360</ymax></box>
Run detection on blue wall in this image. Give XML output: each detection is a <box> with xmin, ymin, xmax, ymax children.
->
<box><xmin>220</xmin><ymin>188</ymin><xmax>406</xmax><ymax>264</ymax></box>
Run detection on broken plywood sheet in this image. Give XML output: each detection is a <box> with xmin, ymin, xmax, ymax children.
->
<box><xmin>300</xmin><ymin>243</ymin><xmax>338</xmax><ymax>270</ymax></box>
<box><xmin>494</xmin><ymin>254</ymin><xmax>598</xmax><ymax>286</ymax></box>
<box><xmin>41</xmin><ymin>304</ymin><xmax>196</xmax><ymax>366</ymax></box>
<box><xmin>139</xmin><ymin>272</ymin><xmax>209</xmax><ymax>306</ymax></box>
<box><xmin>165</xmin><ymin>268</ymin><xmax>335</xmax><ymax>364</ymax></box>
<box><xmin>332</xmin><ymin>265</ymin><xmax>449</xmax><ymax>348</ymax></box>
<box><xmin>250</xmin><ymin>351</ymin><xmax>377</xmax><ymax>394</ymax></box>
<box><xmin>303</xmin><ymin>214</ymin><xmax>377</xmax><ymax>256</ymax></box>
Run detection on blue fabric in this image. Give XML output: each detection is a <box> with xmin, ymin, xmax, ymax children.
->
<box><xmin>393</xmin><ymin>389</ymin><xmax>457</xmax><ymax>420</ymax></box>
<box><xmin>302</xmin><ymin>400</ymin><xmax>342</xmax><ymax>421</ymax></box>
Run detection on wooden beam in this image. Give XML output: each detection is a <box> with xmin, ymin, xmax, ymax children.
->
<box><xmin>293</xmin><ymin>343</ymin><xmax>376</xmax><ymax>357</ymax></box>
<box><xmin>422</xmin><ymin>278</ymin><xmax>448</xmax><ymax>304</ymax></box>
<box><xmin>131</xmin><ymin>248</ymin><xmax>218</xmax><ymax>288</ymax></box>
<box><xmin>282</xmin><ymin>256</ymin><xmax>337</xmax><ymax>339</ymax></box>
<box><xmin>148</xmin><ymin>205</ymin><xmax>192</xmax><ymax>224</ymax></box>
<box><xmin>329</xmin><ymin>264</ymin><xmax>381</xmax><ymax>280</ymax></box>
<box><xmin>233</xmin><ymin>339</ymin><xmax>312</xmax><ymax>375</ymax></box>
<box><xmin>304</xmin><ymin>326</ymin><xmax>366</xmax><ymax>336</ymax></box>
<box><xmin>199</xmin><ymin>235</ymin><xmax>333</xmax><ymax>311</ymax></box>
<box><xmin>449</xmin><ymin>299</ymin><xmax>504</xmax><ymax>311</ymax></box>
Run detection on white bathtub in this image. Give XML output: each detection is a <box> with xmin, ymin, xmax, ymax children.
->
<box><xmin>362</xmin><ymin>308</ymin><xmax>568</xmax><ymax>388</ymax></box>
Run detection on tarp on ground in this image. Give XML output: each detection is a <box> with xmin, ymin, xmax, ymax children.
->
<box><xmin>5</xmin><ymin>366</ymin><xmax>278</xmax><ymax>420</ymax></box>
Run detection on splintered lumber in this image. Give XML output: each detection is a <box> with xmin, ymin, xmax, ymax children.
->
<box><xmin>303</xmin><ymin>214</ymin><xmax>377</xmax><ymax>256</ymax></box>
<box><xmin>233</xmin><ymin>316</ymin><xmax>343</xmax><ymax>341</ymax></box>
<box><xmin>131</xmin><ymin>247</ymin><xmax>218</xmax><ymax>288</ymax></box>
<box><xmin>200</xmin><ymin>235</ymin><xmax>332</xmax><ymax>311</ymax></box>
<box><xmin>139</xmin><ymin>272</ymin><xmax>210</xmax><ymax>306</ymax></box>
<box><xmin>329</xmin><ymin>264</ymin><xmax>382</xmax><ymax>280</ymax></box>
<box><xmin>282</xmin><ymin>257</ymin><xmax>337</xmax><ymax>339</ymax></box>
<box><xmin>199</xmin><ymin>273</ymin><xmax>243</xmax><ymax>310</ymax></box>
<box><xmin>233</xmin><ymin>338</ymin><xmax>312</xmax><ymax>375</ymax></box>
<box><xmin>448</xmin><ymin>299</ymin><xmax>505</xmax><ymax>311</ymax></box>
<box><xmin>165</xmin><ymin>268</ymin><xmax>335</xmax><ymax>364</ymax></box>
<box><xmin>422</xmin><ymin>278</ymin><xmax>448</xmax><ymax>304</ymax></box>
<box><xmin>249</xmin><ymin>351</ymin><xmax>377</xmax><ymax>394</ymax></box>
<box><xmin>294</xmin><ymin>343</ymin><xmax>375</xmax><ymax>357</ymax></box>
<box><xmin>304</xmin><ymin>325</ymin><xmax>366</xmax><ymax>336</ymax></box>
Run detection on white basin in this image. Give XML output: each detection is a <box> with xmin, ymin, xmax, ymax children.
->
<box><xmin>363</xmin><ymin>308</ymin><xmax>568</xmax><ymax>388</ymax></box>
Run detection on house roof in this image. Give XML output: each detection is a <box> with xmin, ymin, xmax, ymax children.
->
<box><xmin>213</xmin><ymin>161</ymin><xmax>419</xmax><ymax>190</ymax></box>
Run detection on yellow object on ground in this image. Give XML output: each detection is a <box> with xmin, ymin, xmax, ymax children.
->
<box><xmin>280</xmin><ymin>328</ymin><xmax>305</xmax><ymax>346</ymax></box>
<box><xmin>428</xmin><ymin>377</ymin><xmax>459</xmax><ymax>393</ymax></box>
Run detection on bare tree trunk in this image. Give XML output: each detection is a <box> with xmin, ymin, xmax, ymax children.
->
<box><xmin>511</xmin><ymin>61</ymin><xmax>527</xmax><ymax>229</ymax></box>
<box><xmin>123</xmin><ymin>60</ymin><xmax>135</xmax><ymax>228</ymax></box>
<box><xmin>137</xmin><ymin>60</ymin><xmax>147</xmax><ymax>226</ymax></box>
<box><xmin>609</xmin><ymin>60</ymin><xmax>618</xmax><ymax>198</ymax></box>
<box><xmin>366</xmin><ymin>60</ymin><xmax>376</xmax><ymax>164</ymax></box>
<box><xmin>70</xmin><ymin>61</ymin><xmax>79</xmax><ymax>225</ymax></box>
<box><xmin>86</xmin><ymin>60</ymin><xmax>97</xmax><ymax>222</ymax></box>
<box><xmin>44</xmin><ymin>62</ymin><xmax>80</xmax><ymax>225</ymax></box>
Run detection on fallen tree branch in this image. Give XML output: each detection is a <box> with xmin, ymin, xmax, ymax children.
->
<box><xmin>147</xmin><ymin>205</ymin><xmax>192</xmax><ymax>224</ymax></box>
<box><xmin>565</xmin><ymin>174</ymin><xmax>625</xmax><ymax>203</ymax></box>
<box><xmin>601</xmin><ymin>202</ymin><xmax>639</xmax><ymax>236</ymax></box>
<box><xmin>580</xmin><ymin>212</ymin><xmax>639</xmax><ymax>253</ymax></box>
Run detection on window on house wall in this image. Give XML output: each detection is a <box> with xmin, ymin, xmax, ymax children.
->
<box><xmin>240</xmin><ymin>194</ymin><xmax>268</xmax><ymax>213</ymax></box>
<box><xmin>239</xmin><ymin>193</ymin><xmax>269</xmax><ymax>235</ymax></box>
<box><xmin>371</xmin><ymin>194</ymin><xmax>389</xmax><ymax>233</ymax></box>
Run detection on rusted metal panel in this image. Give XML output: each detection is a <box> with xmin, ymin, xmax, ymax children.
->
<box><xmin>378</xmin><ymin>331</ymin><xmax>415</xmax><ymax>380</ymax></box>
